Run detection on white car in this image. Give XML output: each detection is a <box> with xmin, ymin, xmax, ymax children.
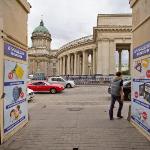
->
<box><xmin>48</xmin><ymin>77</ymin><xmax>75</xmax><ymax>88</ymax></box>
<box><xmin>26</xmin><ymin>88</ymin><xmax>34</xmax><ymax>101</ymax></box>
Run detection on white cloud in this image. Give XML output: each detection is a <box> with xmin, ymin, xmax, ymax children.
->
<box><xmin>28</xmin><ymin>0</ymin><xmax>131</xmax><ymax>49</ymax></box>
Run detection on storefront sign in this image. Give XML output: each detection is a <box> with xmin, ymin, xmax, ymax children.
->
<box><xmin>4</xmin><ymin>43</ymin><xmax>27</xmax><ymax>61</ymax></box>
<box><xmin>3</xmin><ymin>60</ymin><xmax>28</xmax><ymax>135</ymax></box>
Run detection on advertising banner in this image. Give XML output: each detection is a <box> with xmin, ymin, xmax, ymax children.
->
<box><xmin>4</xmin><ymin>43</ymin><xmax>27</xmax><ymax>61</ymax></box>
<box><xmin>132</xmin><ymin>41</ymin><xmax>150</xmax><ymax>136</ymax></box>
<box><xmin>3</xmin><ymin>60</ymin><xmax>28</xmax><ymax>135</ymax></box>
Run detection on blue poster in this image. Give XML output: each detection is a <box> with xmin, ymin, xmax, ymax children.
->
<box><xmin>4</xmin><ymin>60</ymin><xmax>28</xmax><ymax>134</ymax></box>
<box><xmin>4</xmin><ymin>43</ymin><xmax>27</xmax><ymax>61</ymax></box>
<box><xmin>133</xmin><ymin>41</ymin><xmax>150</xmax><ymax>59</ymax></box>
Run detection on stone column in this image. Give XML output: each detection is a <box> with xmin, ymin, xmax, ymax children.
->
<box><xmin>76</xmin><ymin>53</ymin><xmax>80</xmax><ymax>75</ymax></box>
<box><xmin>97</xmin><ymin>40</ymin><xmax>102</xmax><ymax>74</ymax></box>
<box><xmin>109</xmin><ymin>40</ymin><xmax>116</xmax><ymax>75</ymax></box>
<box><xmin>82</xmin><ymin>50</ymin><xmax>86</xmax><ymax>75</ymax></box>
<box><xmin>57</xmin><ymin>59</ymin><xmax>59</xmax><ymax>75</ymax></box>
<box><xmin>79</xmin><ymin>54</ymin><xmax>82</xmax><ymax>75</ymax></box>
<box><xmin>63</xmin><ymin>56</ymin><xmax>66</xmax><ymax>75</ymax></box>
<box><xmin>102</xmin><ymin>39</ymin><xmax>110</xmax><ymax>75</ymax></box>
<box><xmin>67</xmin><ymin>54</ymin><xmax>70</xmax><ymax>75</ymax></box>
<box><xmin>118</xmin><ymin>50</ymin><xmax>122</xmax><ymax>72</ymax></box>
<box><xmin>74</xmin><ymin>53</ymin><xmax>77</xmax><ymax>75</ymax></box>
<box><xmin>70</xmin><ymin>54</ymin><xmax>74</xmax><ymax>75</ymax></box>
<box><xmin>128</xmin><ymin>49</ymin><xmax>131</xmax><ymax>74</ymax></box>
<box><xmin>92</xmin><ymin>49</ymin><xmax>96</xmax><ymax>75</ymax></box>
<box><xmin>60</xmin><ymin>57</ymin><xmax>62</xmax><ymax>75</ymax></box>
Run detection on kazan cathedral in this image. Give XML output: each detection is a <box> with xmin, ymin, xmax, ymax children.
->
<box><xmin>28</xmin><ymin>20</ymin><xmax>57</xmax><ymax>77</ymax></box>
<box><xmin>28</xmin><ymin>14</ymin><xmax>132</xmax><ymax>77</ymax></box>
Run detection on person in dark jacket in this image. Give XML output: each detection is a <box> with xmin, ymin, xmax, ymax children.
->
<box><xmin>109</xmin><ymin>71</ymin><xmax>124</xmax><ymax>120</ymax></box>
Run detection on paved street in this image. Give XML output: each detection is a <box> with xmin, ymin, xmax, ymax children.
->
<box><xmin>0</xmin><ymin>85</ymin><xmax>150</xmax><ymax>150</ymax></box>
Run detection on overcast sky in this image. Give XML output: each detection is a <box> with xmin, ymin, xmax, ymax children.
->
<box><xmin>28</xmin><ymin>0</ymin><xmax>131</xmax><ymax>64</ymax></box>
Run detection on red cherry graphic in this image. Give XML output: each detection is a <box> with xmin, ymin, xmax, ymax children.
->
<box><xmin>8</xmin><ymin>72</ymin><xmax>13</xmax><ymax>79</ymax></box>
<box><xmin>134</xmin><ymin>91</ymin><xmax>138</xmax><ymax>98</ymax></box>
<box><xmin>142</xmin><ymin>112</ymin><xmax>147</xmax><ymax>120</ymax></box>
<box><xmin>20</xmin><ymin>92</ymin><xmax>24</xmax><ymax>98</ymax></box>
<box><xmin>146</xmin><ymin>70</ymin><xmax>150</xmax><ymax>78</ymax></box>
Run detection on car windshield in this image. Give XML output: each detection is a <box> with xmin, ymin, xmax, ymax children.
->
<box><xmin>123</xmin><ymin>80</ymin><xmax>131</xmax><ymax>86</ymax></box>
<box><xmin>44</xmin><ymin>81</ymin><xmax>50</xmax><ymax>85</ymax></box>
<box><xmin>58</xmin><ymin>78</ymin><xmax>65</xmax><ymax>82</ymax></box>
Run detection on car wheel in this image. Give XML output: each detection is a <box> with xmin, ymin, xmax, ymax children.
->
<box><xmin>128</xmin><ymin>92</ymin><xmax>131</xmax><ymax>101</ymax></box>
<box><xmin>50</xmin><ymin>88</ymin><xmax>56</xmax><ymax>94</ymax></box>
<box><xmin>66</xmin><ymin>83</ymin><xmax>71</xmax><ymax>88</ymax></box>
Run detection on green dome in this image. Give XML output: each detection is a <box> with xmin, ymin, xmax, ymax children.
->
<box><xmin>33</xmin><ymin>20</ymin><xmax>50</xmax><ymax>34</ymax></box>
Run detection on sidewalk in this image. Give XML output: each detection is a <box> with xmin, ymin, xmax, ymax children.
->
<box><xmin>0</xmin><ymin>86</ymin><xmax>150</xmax><ymax>150</ymax></box>
<box><xmin>0</xmin><ymin>105</ymin><xmax>150</xmax><ymax>150</ymax></box>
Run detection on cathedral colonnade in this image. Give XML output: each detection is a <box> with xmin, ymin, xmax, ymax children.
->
<box><xmin>56</xmin><ymin>37</ymin><xmax>132</xmax><ymax>76</ymax></box>
<box><xmin>56</xmin><ymin>14</ymin><xmax>132</xmax><ymax>76</ymax></box>
<box><xmin>58</xmin><ymin>48</ymin><xmax>97</xmax><ymax>75</ymax></box>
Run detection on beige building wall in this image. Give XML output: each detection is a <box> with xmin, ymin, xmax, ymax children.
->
<box><xmin>130</xmin><ymin>0</ymin><xmax>150</xmax><ymax>140</ymax></box>
<box><xmin>0</xmin><ymin>0</ymin><xmax>30</xmax><ymax>46</ymax></box>
<box><xmin>95</xmin><ymin>14</ymin><xmax>132</xmax><ymax>75</ymax></box>
<box><xmin>0</xmin><ymin>0</ymin><xmax>30</xmax><ymax>143</ymax></box>
<box><xmin>130</xmin><ymin>0</ymin><xmax>150</xmax><ymax>48</ymax></box>
<box><xmin>97</xmin><ymin>14</ymin><xmax>132</xmax><ymax>26</ymax></box>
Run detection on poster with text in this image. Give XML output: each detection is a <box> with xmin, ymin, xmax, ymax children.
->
<box><xmin>4</xmin><ymin>60</ymin><xmax>28</xmax><ymax>135</ymax></box>
<box><xmin>131</xmin><ymin>79</ymin><xmax>150</xmax><ymax>134</ymax></box>
<box><xmin>132</xmin><ymin>41</ymin><xmax>150</xmax><ymax>136</ymax></box>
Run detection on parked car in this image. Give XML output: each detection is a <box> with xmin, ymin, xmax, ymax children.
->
<box><xmin>26</xmin><ymin>88</ymin><xmax>34</xmax><ymax>101</ymax></box>
<box><xmin>27</xmin><ymin>81</ymin><xmax>64</xmax><ymax>94</ymax></box>
<box><xmin>48</xmin><ymin>76</ymin><xmax>75</xmax><ymax>88</ymax></box>
<box><xmin>108</xmin><ymin>80</ymin><xmax>131</xmax><ymax>101</ymax></box>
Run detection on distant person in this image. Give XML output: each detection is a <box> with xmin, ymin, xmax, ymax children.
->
<box><xmin>109</xmin><ymin>71</ymin><xmax>124</xmax><ymax>120</ymax></box>
<box><xmin>66</xmin><ymin>74</ymin><xmax>69</xmax><ymax>80</ymax></box>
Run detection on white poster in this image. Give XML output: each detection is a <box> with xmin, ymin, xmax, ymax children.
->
<box><xmin>131</xmin><ymin>79</ymin><xmax>150</xmax><ymax>134</ymax></box>
<box><xmin>3</xmin><ymin>60</ymin><xmax>28</xmax><ymax>134</ymax></box>
<box><xmin>132</xmin><ymin>41</ymin><xmax>150</xmax><ymax>135</ymax></box>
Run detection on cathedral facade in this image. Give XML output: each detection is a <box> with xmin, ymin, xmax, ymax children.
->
<box><xmin>28</xmin><ymin>14</ymin><xmax>132</xmax><ymax>77</ymax></box>
<box><xmin>28</xmin><ymin>20</ymin><xmax>57</xmax><ymax>77</ymax></box>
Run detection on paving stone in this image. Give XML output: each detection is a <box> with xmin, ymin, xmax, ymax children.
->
<box><xmin>0</xmin><ymin>86</ymin><xmax>149</xmax><ymax>150</ymax></box>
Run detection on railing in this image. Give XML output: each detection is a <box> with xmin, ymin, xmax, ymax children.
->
<box><xmin>31</xmin><ymin>74</ymin><xmax>131</xmax><ymax>85</ymax></box>
<box><xmin>61</xmin><ymin>75</ymin><xmax>131</xmax><ymax>85</ymax></box>
<box><xmin>65</xmin><ymin>75</ymin><xmax>112</xmax><ymax>85</ymax></box>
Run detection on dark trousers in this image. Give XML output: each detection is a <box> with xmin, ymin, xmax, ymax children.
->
<box><xmin>109</xmin><ymin>95</ymin><xmax>123</xmax><ymax>119</ymax></box>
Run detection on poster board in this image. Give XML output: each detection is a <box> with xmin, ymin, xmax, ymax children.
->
<box><xmin>131</xmin><ymin>41</ymin><xmax>150</xmax><ymax>137</ymax></box>
<box><xmin>1</xmin><ymin>42</ymin><xmax>28</xmax><ymax>142</ymax></box>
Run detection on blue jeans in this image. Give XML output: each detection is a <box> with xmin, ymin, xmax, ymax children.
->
<box><xmin>109</xmin><ymin>95</ymin><xmax>123</xmax><ymax>119</ymax></box>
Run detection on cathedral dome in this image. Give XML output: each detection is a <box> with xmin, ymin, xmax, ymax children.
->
<box><xmin>33</xmin><ymin>20</ymin><xmax>50</xmax><ymax>34</ymax></box>
<box><xmin>31</xmin><ymin>20</ymin><xmax>52</xmax><ymax>49</ymax></box>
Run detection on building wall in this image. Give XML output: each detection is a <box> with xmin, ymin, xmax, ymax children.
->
<box><xmin>0</xmin><ymin>0</ymin><xmax>30</xmax><ymax>46</ymax></box>
<box><xmin>130</xmin><ymin>0</ymin><xmax>150</xmax><ymax>140</ymax></box>
<box><xmin>130</xmin><ymin>0</ymin><xmax>150</xmax><ymax>48</ymax></box>
<box><xmin>0</xmin><ymin>0</ymin><xmax>30</xmax><ymax>143</ymax></box>
<box><xmin>97</xmin><ymin>14</ymin><xmax>132</xmax><ymax>26</ymax></box>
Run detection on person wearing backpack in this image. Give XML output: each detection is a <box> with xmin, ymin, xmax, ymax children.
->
<box><xmin>109</xmin><ymin>71</ymin><xmax>124</xmax><ymax>120</ymax></box>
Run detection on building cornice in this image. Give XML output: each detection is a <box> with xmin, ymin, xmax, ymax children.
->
<box><xmin>56</xmin><ymin>35</ymin><xmax>94</xmax><ymax>55</ymax></box>
<box><xmin>98</xmin><ymin>14</ymin><xmax>132</xmax><ymax>17</ymax></box>
<box><xmin>129</xmin><ymin>0</ymin><xmax>138</xmax><ymax>8</ymax></box>
<box><xmin>17</xmin><ymin>0</ymin><xmax>31</xmax><ymax>13</ymax></box>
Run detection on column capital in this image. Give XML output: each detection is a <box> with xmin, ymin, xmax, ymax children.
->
<box><xmin>74</xmin><ymin>52</ymin><xmax>78</xmax><ymax>55</ymax></box>
<box><xmin>109</xmin><ymin>38</ymin><xmax>115</xmax><ymax>42</ymax></box>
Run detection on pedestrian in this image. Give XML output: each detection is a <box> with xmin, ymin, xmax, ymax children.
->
<box><xmin>109</xmin><ymin>71</ymin><xmax>124</xmax><ymax>120</ymax></box>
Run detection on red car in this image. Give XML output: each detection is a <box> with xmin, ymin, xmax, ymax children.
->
<box><xmin>27</xmin><ymin>81</ymin><xmax>64</xmax><ymax>94</ymax></box>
